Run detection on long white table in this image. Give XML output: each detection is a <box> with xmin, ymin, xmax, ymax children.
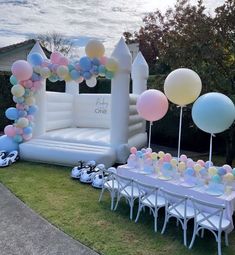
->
<box><xmin>117</xmin><ymin>165</ymin><xmax>235</xmax><ymax>232</ymax></box>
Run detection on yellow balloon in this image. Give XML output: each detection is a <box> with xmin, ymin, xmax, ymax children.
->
<box><xmin>85</xmin><ymin>40</ymin><xmax>105</xmax><ymax>58</ymax></box>
<box><xmin>164</xmin><ymin>68</ymin><xmax>202</xmax><ymax>106</ymax></box>
<box><xmin>11</xmin><ymin>85</ymin><xmax>25</xmax><ymax>97</ymax></box>
<box><xmin>170</xmin><ymin>158</ymin><xmax>178</xmax><ymax>167</ymax></box>
<box><xmin>151</xmin><ymin>152</ymin><xmax>158</xmax><ymax>160</ymax></box>
<box><xmin>208</xmin><ymin>167</ymin><xmax>217</xmax><ymax>176</ymax></box>
<box><xmin>158</xmin><ymin>151</ymin><xmax>165</xmax><ymax>159</ymax></box>
<box><xmin>57</xmin><ymin>65</ymin><xmax>69</xmax><ymax>78</ymax></box>
<box><xmin>17</xmin><ymin>117</ymin><xmax>29</xmax><ymax>128</ymax></box>
<box><xmin>178</xmin><ymin>162</ymin><xmax>186</xmax><ymax>171</ymax></box>
<box><xmin>194</xmin><ymin>163</ymin><xmax>202</xmax><ymax>172</ymax></box>
<box><xmin>25</xmin><ymin>96</ymin><xmax>35</xmax><ymax>106</ymax></box>
<box><xmin>223</xmin><ymin>173</ymin><xmax>234</xmax><ymax>182</ymax></box>
<box><xmin>105</xmin><ymin>58</ymin><xmax>119</xmax><ymax>72</ymax></box>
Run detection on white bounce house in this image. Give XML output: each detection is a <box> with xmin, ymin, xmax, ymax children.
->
<box><xmin>19</xmin><ymin>38</ymin><xmax>149</xmax><ymax>167</ymax></box>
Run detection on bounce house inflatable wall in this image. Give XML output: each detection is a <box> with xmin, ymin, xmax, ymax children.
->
<box><xmin>19</xmin><ymin>38</ymin><xmax>149</xmax><ymax>167</ymax></box>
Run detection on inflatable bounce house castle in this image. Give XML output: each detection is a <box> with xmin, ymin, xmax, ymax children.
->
<box><xmin>0</xmin><ymin>38</ymin><xmax>149</xmax><ymax>167</ymax></box>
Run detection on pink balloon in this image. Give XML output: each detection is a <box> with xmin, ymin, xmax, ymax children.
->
<box><xmin>163</xmin><ymin>153</ymin><xmax>172</xmax><ymax>162</ymax></box>
<box><xmin>197</xmin><ymin>159</ymin><xmax>205</xmax><ymax>167</ymax></box>
<box><xmin>136</xmin><ymin>89</ymin><xmax>169</xmax><ymax>122</ymax></box>
<box><xmin>16</xmin><ymin>104</ymin><xmax>25</xmax><ymax>110</ymax></box>
<box><xmin>4</xmin><ymin>125</ymin><xmax>16</xmax><ymax>137</ymax></box>
<box><xmin>130</xmin><ymin>146</ymin><xmax>137</xmax><ymax>154</ymax></box>
<box><xmin>100</xmin><ymin>56</ymin><xmax>107</xmax><ymax>65</ymax></box>
<box><xmin>50</xmin><ymin>52</ymin><xmax>63</xmax><ymax>64</ymax></box>
<box><xmin>11</xmin><ymin>60</ymin><xmax>33</xmax><ymax>81</ymax></box>
<box><xmin>180</xmin><ymin>154</ymin><xmax>187</xmax><ymax>162</ymax></box>
<box><xmin>27</xmin><ymin>115</ymin><xmax>34</xmax><ymax>121</ymax></box>
<box><xmin>24</xmin><ymin>80</ymin><xmax>33</xmax><ymax>89</ymax></box>
<box><xmin>23</xmin><ymin>133</ymin><xmax>32</xmax><ymax>141</ymax></box>
<box><xmin>15</xmin><ymin>127</ymin><xmax>23</xmax><ymax>135</ymax></box>
<box><xmin>58</xmin><ymin>57</ymin><xmax>69</xmax><ymax>66</ymax></box>
<box><xmin>33</xmin><ymin>81</ymin><xmax>42</xmax><ymax>90</ymax></box>
<box><xmin>187</xmin><ymin>159</ymin><xmax>194</xmax><ymax>168</ymax></box>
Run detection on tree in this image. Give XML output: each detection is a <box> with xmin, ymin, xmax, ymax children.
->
<box><xmin>35</xmin><ymin>32</ymin><xmax>74</xmax><ymax>56</ymax></box>
<box><xmin>124</xmin><ymin>0</ymin><xmax>235</xmax><ymax>164</ymax></box>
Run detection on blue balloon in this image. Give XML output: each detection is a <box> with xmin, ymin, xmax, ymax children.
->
<box><xmin>68</xmin><ymin>64</ymin><xmax>75</xmax><ymax>72</ymax></box>
<box><xmin>136</xmin><ymin>151</ymin><xmax>143</xmax><ymax>158</ymax></box>
<box><xmin>13</xmin><ymin>134</ymin><xmax>23</xmax><ymax>143</ymax></box>
<box><xmin>106</xmin><ymin>70</ymin><xmax>114</xmax><ymax>79</ymax></box>
<box><xmin>192</xmin><ymin>92</ymin><xmax>235</xmax><ymax>134</ymax></box>
<box><xmin>10</xmin><ymin>75</ymin><xmax>18</xmax><ymax>86</ymax></box>
<box><xmin>0</xmin><ymin>135</ymin><xmax>19</xmax><ymax>152</ymax></box>
<box><xmin>185</xmin><ymin>167</ymin><xmax>195</xmax><ymax>176</ymax></box>
<box><xmin>92</xmin><ymin>58</ymin><xmax>100</xmax><ymax>66</ymax></box>
<box><xmin>48</xmin><ymin>75</ymin><xmax>58</xmax><ymax>83</ymax></box>
<box><xmin>28</xmin><ymin>105</ymin><xmax>38</xmax><ymax>115</ymax></box>
<box><xmin>211</xmin><ymin>174</ymin><xmax>221</xmax><ymax>183</ymax></box>
<box><xmin>23</xmin><ymin>126</ymin><xmax>32</xmax><ymax>135</ymax></box>
<box><xmin>5</xmin><ymin>107</ymin><xmax>19</xmax><ymax>120</ymax></box>
<box><xmin>79</xmin><ymin>57</ymin><xmax>92</xmax><ymax>71</ymax></box>
<box><xmin>83</xmin><ymin>71</ymin><xmax>92</xmax><ymax>80</ymax></box>
<box><xmin>162</xmin><ymin>162</ymin><xmax>172</xmax><ymax>171</ymax></box>
<box><xmin>31</xmin><ymin>73</ymin><xmax>41</xmax><ymax>81</ymax></box>
<box><xmin>28</xmin><ymin>53</ymin><xmax>44</xmax><ymax>66</ymax></box>
<box><xmin>205</xmin><ymin>161</ymin><xmax>213</xmax><ymax>169</ymax></box>
<box><xmin>217</xmin><ymin>167</ymin><xmax>226</xmax><ymax>176</ymax></box>
<box><xmin>98</xmin><ymin>65</ymin><xmax>106</xmax><ymax>75</ymax></box>
<box><xmin>199</xmin><ymin>167</ymin><xmax>207</xmax><ymax>176</ymax></box>
<box><xmin>91</xmin><ymin>66</ymin><xmax>99</xmax><ymax>75</ymax></box>
<box><xmin>18</xmin><ymin>110</ymin><xmax>27</xmax><ymax>117</ymax></box>
<box><xmin>70</xmin><ymin>70</ymin><xmax>80</xmax><ymax>80</ymax></box>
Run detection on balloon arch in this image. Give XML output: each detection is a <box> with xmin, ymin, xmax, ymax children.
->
<box><xmin>4</xmin><ymin>40</ymin><xmax>118</xmax><ymax>144</ymax></box>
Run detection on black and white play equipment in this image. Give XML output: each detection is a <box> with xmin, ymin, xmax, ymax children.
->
<box><xmin>0</xmin><ymin>150</ymin><xmax>19</xmax><ymax>167</ymax></box>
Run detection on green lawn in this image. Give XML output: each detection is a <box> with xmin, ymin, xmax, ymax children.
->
<box><xmin>0</xmin><ymin>161</ymin><xmax>235</xmax><ymax>255</ymax></box>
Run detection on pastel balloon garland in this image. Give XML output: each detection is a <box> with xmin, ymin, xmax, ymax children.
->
<box><xmin>4</xmin><ymin>40</ymin><xmax>119</xmax><ymax>144</ymax></box>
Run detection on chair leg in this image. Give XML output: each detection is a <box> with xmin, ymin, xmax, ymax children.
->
<box><xmin>154</xmin><ymin>210</ymin><xmax>158</xmax><ymax>233</ymax></box>
<box><xmin>99</xmin><ymin>188</ymin><xmax>104</xmax><ymax>202</ymax></box>
<box><xmin>183</xmin><ymin>222</ymin><xmax>187</xmax><ymax>247</ymax></box>
<box><xmin>218</xmin><ymin>232</ymin><xmax>222</xmax><ymax>255</ymax></box>
<box><xmin>201</xmin><ymin>228</ymin><xmax>204</xmax><ymax>238</ymax></box>
<box><xmin>189</xmin><ymin>225</ymin><xmax>198</xmax><ymax>249</ymax></box>
<box><xmin>225</xmin><ymin>232</ymin><xmax>229</xmax><ymax>246</ymax></box>
<box><xmin>130</xmin><ymin>200</ymin><xmax>134</xmax><ymax>220</ymax></box>
<box><xmin>135</xmin><ymin>204</ymin><xmax>142</xmax><ymax>223</ymax></box>
<box><xmin>110</xmin><ymin>191</ymin><xmax>115</xmax><ymax>210</ymax></box>
<box><xmin>114</xmin><ymin>194</ymin><xmax>120</xmax><ymax>211</ymax></box>
<box><xmin>161</xmin><ymin>211</ymin><xmax>168</xmax><ymax>234</ymax></box>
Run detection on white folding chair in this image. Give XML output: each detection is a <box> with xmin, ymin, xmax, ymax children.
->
<box><xmin>134</xmin><ymin>180</ymin><xmax>166</xmax><ymax>232</ymax></box>
<box><xmin>99</xmin><ymin>167</ymin><xmax>118</xmax><ymax>210</ymax></box>
<box><xmin>114</xmin><ymin>174</ymin><xmax>140</xmax><ymax>220</ymax></box>
<box><xmin>161</xmin><ymin>189</ymin><xmax>194</xmax><ymax>246</ymax></box>
<box><xmin>189</xmin><ymin>197</ymin><xmax>232</xmax><ymax>255</ymax></box>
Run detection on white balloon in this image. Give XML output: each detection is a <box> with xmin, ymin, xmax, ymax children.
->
<box><xmin>86</xmin><ymin>76</ymin><xmax>97</xmax><ymax>88</ymax></box>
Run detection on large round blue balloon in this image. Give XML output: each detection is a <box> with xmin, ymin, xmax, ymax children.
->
<box><xmin>5</xmin><ymin>107</ymin><xmax>19</xmax><ymax>120</ymax></box>
<box><xmin>79</xmin><ymin>57</ymin><xmax>92</xmax><ymax>71</ymax></box>
<box><xmin>28</xmin><ymin>53</ymin><xmax>44</xmax><ymax>66</ymax></box>
<box><xmin>0</xmin><ymin>135</ymin><xmax>19</xmax><ymax>152</ymax></box>
<box><xmin>192</xmin><ymin>92</ymin><xmax>235</xmax><ymax>134</ymax></box>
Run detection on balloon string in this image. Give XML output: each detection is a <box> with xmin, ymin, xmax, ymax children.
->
<box><xmin>177</xmin><ymin>106</ymin><xmax>183</xmax><ymax>161</ymax></box>
<box><xmin>209</xmin><ymin>133</ymin><xmax>213</xmax><ymax>166</ymax></box>
<box><xmin>148</xmin><ymin>121</ymin><xmax>153</xmax><ymax>148</ymax></box>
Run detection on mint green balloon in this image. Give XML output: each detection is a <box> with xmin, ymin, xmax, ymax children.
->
<box><xmin>10</xmin><ymin>75</ymin><xmax>18</xmax><ymax>86</ymax></box>
<box><xmin>192</xmin><ymin>92</ymin><xmax>235</xmax><ymax>134</ymax></box>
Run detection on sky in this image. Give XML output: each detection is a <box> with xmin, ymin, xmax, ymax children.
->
<box><xmin>0</xmin><ymin>0</ymin><xmax>225</xmax><ymax>55</ymax></box>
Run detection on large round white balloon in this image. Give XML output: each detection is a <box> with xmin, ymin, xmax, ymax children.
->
<box><xmin>192</xmin><ymin>92</ymin><xmax>235</xmax><ymax>134</ymax></box>
<box><xmin>164</xmin><ymin>68</ymin><xmax>202</xmax><ymax>106</ymax></box>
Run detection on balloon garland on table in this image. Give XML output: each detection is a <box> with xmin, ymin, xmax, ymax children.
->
<box><xmin>164</xmin><ymin>68</ymin><xmax>202</xmax><ymax>161</ymax></box>
<box><xmin>4</xmin><ymin>40</ymin><xmax>119</xmax><ymax>145</ymax></box>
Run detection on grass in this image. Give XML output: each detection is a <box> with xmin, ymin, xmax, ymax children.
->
<box><xmin>0</xmin><ymin>160</ymin><xmax>235</xmax><ymax>255</ymax></box>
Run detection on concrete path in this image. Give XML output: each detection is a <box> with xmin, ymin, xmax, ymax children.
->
<box><xmin>0</xmin><ymin>184</ymin><xmax>99</xmax><ymax>255</ymax></box>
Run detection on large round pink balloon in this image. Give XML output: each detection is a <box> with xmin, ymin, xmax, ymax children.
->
<box><xmin>11</xmin><ymin>60</ymin><xmax>33</xmax><ymax>81</ymax></box>
<box><xmin>136</xmin><ymin>89</ymin><xmax>169</xmax><ymax>122</ymax></box>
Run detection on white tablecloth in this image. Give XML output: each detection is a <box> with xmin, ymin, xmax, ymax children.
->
<box><xmin>117</xmin><ymin>165</ymin><xmax>235</xmax><ymax>232</ymax></box>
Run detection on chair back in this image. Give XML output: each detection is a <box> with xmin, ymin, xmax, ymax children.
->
<box><xmin>115</xmin><ymin>174</ymin><xmax>134</xmax><ymax>197</ymax></box>
<box><xmin>134</xmin><ymin>179</ymin><xmax>159</xmax><ymax>207</ymax></box>
<box><xmin>101</xmin><ymin>167</ymin><xmax>117</xmax><ymax>190</ymax></box>
<box><xmin>190</xmin><ymin>197</ymin><xmax>226</xmax><ymax>230</ymax></box>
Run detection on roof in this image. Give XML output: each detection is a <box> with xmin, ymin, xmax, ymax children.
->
<box><xmin>0</xmin><ymin>39</ymin><xmax>51</xmax><ymax>57</ymax></box>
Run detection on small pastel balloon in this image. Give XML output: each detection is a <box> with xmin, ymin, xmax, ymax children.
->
<box><xmin>130</xmin><ymin>147</ymin><xmax>137</xmax><ymax>154</ymax></box>
<box><xmin>79</xmin><ymin>57</ymin><xmax>92</xmax><ymax>71</ymax></box>
<box><xmin>99</xmin><ymin>56</ymin><xmax>107</xmax><ymax>65</ymax></box>
<box><xmin>28</xmin><ymin>52</ymin><xmax>44</xmax><ymax>66</ymax></box>
<box><xmin>77</xmin><ymin>77</ymin><xmax>84</xmax><ymax>84</ymax></box>
<box><xmin>92</xmin><ymin>58</ymin><xmax>100</xmax><ymax>66</ymax></box>
<box><xmin>11</xmin><ymin>84</ymin><xmax>25</xmax><ymax>97</ymax></box>
<box><xmin>70</xmin><ymin>70</ymin><xmax>80</xmax><ymax>80</ymax></box>
<box><xmin>178</xmin><ymin>161</ymin><xmax>186</xmax><ymax>171</ymax></box>
<box><xmin>15</xmin><ymin>127</ymin><xmax>23</xmax><ymax>135</ymax></box>
<box><xmin>22</xmin><ymin>133</ymin><xmax>32</xmax><ymax>141</ymax></box>
<box><xmin>5</xmin><ymin>107</ymin><xmax>19</xmax><ymax>120</ymax></box>
<box><xmin>13</xmin><ymin>134</ymin><xmax>23</xmax><ymax>143</ymax></box>
<box><xmin>50</xmin><ymin>51</ymin><xmax>63</xmax><ymax>64</ymax></box>
<box><xmin>185</xmin><ymin>167</ymin><xmax>195</xmax><ymax>176</ymax></box>
<box><xmin>17</xmin><ymin>117</ymin><xmax>29</xmax><ymax>128</ymax></box>
<box><xmin>85</xmin><ymin>40</ymin><xmax>105</xmax><ymax>58</ymax></box>
<box><xmin>141</xmin><ymin>148</ymin><xmax>146</xmax><ymax>153</ymax></box>
<box><xmin>26</xmin><ymin>115</ymin><xmax>34</xmax><ymax>122</ymax></box>
<box><xmin>194</xmin><ymin>164</ymin><xmax>202</xmax><ymax>172</ymax></box>
<box><xmin>146</xmin><ymin>148</ymin><xmax>152</xmax><ymax>153</ymax></box>
<box><xmin>24</xmin><ymin>80</ymin><xmax>33</xmax><ymax>89</ymax></box>
<box><xmin>57</xmin><ymin>65</ymin><xmax>69</xmax><ymax>78</ymax></box>
<box><xmin>86</xmin><ymin>76</ymin><xmax>97</xmax><ymax>87</ymax></box>
<box><xmin>205</xmin><ymin>161</ymin><xmax>213</xmax><ymax>168</ymax></box>
<box><xmin>136</xmin><ymin>151</ymin><xmax>143</xmax><ymax>158</ymax></box>
<box><xmin>199</xmin><ymin>167</ymin><xmax>207</xmax><ymax>176</ymax></box>
<box><xmin>18</xmin><ymin>110</ymin><xmax>27</xmax><ymax>117</ymax></box>
<box><xmin>151</xmin><ymin>152</ymin><xmax>158</xmax><ymax>160</ymax></box>
<box><xmin>208</xmin><ymin>167</ymin><xmax>217</xmax><ymax>176</ymax></box>
<box><xmin>105</xmin><ymin>58</ymin><xmax>119</xmax><ymax>72</ymax></box>
<box><xmin>105</xmin><ymin>71</ymin><xmax>114</xmax><ymax>79</ymax></box>
<box><xmin>223</xmin><ymin>173</ymin><xmax>234</xmax><ymax>182</ymax></box>
<box><xmin>217</xmin><ymin>167</ymin><xmax>226</xmax><ymax>176</ymax></box>
<box><xmin>11</xmin><ymin>60</ymin><xmax>33</xmax><ymax>81</ymax></box>
<box><xmin>129</xmin><ymin>154</ymin><xmax>136</xmax><ymax>160</ymax></box>
<box><xmin>28</xmin><ymin>105</ymin><xmax>38</xmax><ymax>115</ymax></box>
<box><xmin>40</xmin><ymin>67</ymin><xmax>51</xmax><ymax>78</ymax></box>
<box><xmin>162</xmin><ymin>162</ymin><xmax>172</xmax><ymax>171</ymax></box>
<box><xmin>58</xmin><ymin>56</ymin><xmax>69</xmax><ymax>66</ymax></box>
<box><xmin>33</xmin><ymin>80</ymin><xmax>42</xmax><ymax>90</ymax></box>
<box><xmin>25</xmin><ymin>96</ymin><xmax>35</xmax><ymax>106</ymax></box>
<box><xmin>223</xmin><ymin>164</ymin><xmax>232</xmax><ymax>173</ymax></box>
<box><xmin>170</xmin><ymin>158</ymin><xmax>178</xmax><ymax>167</ymax></box>
<box><xmin>10</xmin><ymin>75</ymin><xmax>18</xmax><ymax>86</ymax></box>
<box><xmin>33</xmin><ymin>65</ymin><xmax>41</xmax><ymax>74</ymax></box>
<box><xmin>180</xmin><ymin>154</ymin><xmax>187</xmax><ymax>162</ymax></box>
<box><xmin>4</xmin><ymin>125</ymin><xmax>16</xmax><ymax>137</ymax></box>
<box><xmin>187</xmin><ymin>159</ymin><xmax>195</xmax><ymax>168</ymax></box>
<box><xmin>23</xmin><ymin>126</ymin><xmax>32</xmax><ymax>135</ymax></box>
<box><xmin>98</xmin><ymin>65</ymin><xmax>106</xmax><ymax>76</ymax></box>
<box><xmin>158</xmin><ymin>151</ymin><xmax>165</xmax><ymax>158</ymax></box>
<box><xmin>163</xmin><ymin>153</ymin><xmax>172</xmax><ymax>162</ymax></box>
<box><xmin>137</xmin><ymin>89</ymin><xmax>169</xmax><ymax>122</ymax></box>
<box><xmin>211</xmin><ymin>174</ymin><xmax>221</xmax><ymax>184</ymax></box>
<box><xmin>197</xmin><ymin>159</ymin><xmax>205</xmax><ymax>167</ymax></box>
